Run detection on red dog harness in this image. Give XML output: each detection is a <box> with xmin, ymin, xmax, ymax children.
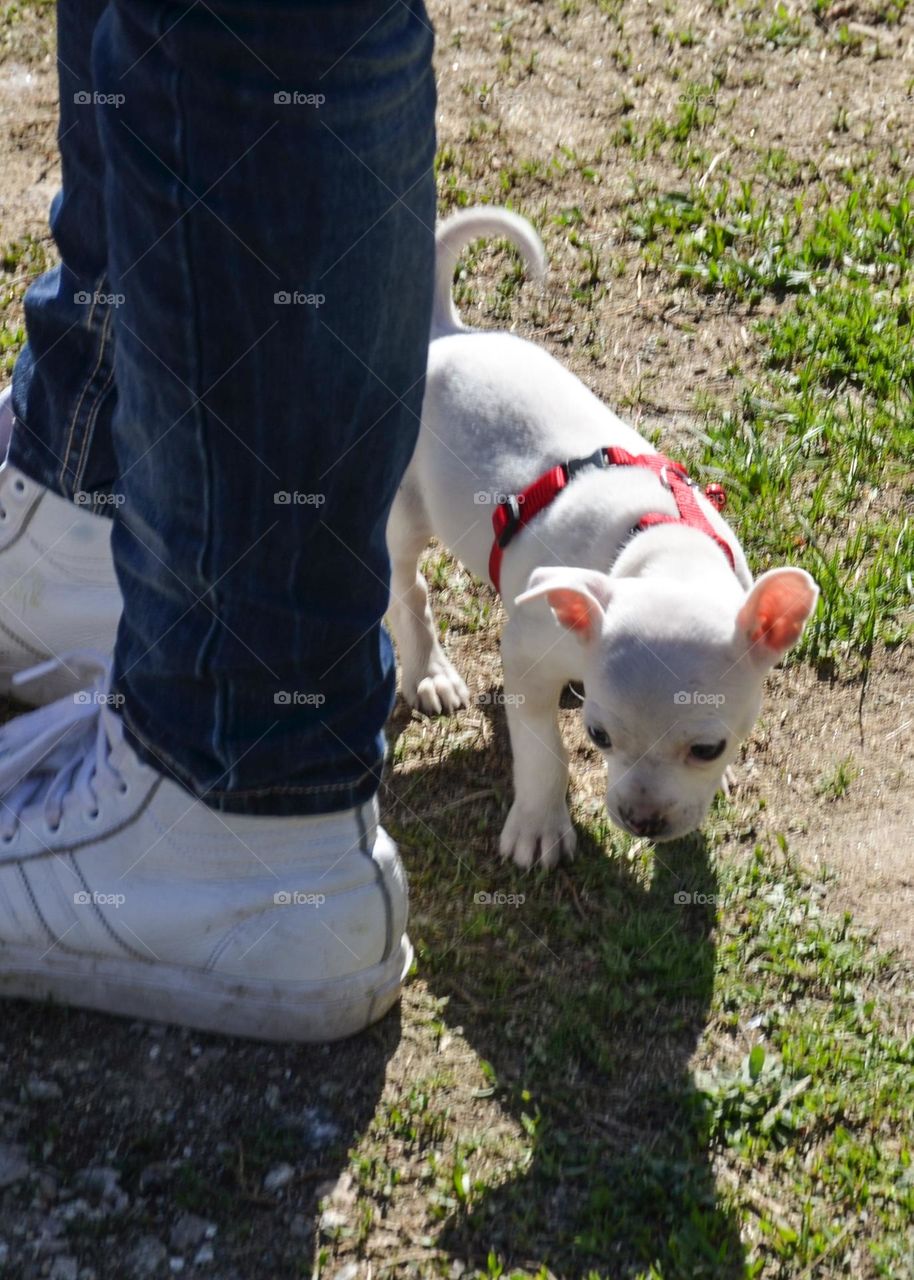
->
<box><xmin>488</xmin><ymin>446</ymin><xmax>733</xmax><ymax>594</ymax></box>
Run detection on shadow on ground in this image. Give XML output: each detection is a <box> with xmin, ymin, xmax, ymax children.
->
<box><xmin>383</xmin><ymin>689</ymin><xmax>745</xmax><ymax>1280</ymax></box>
<box><xmin>0</xmin><ymin>994</ymin><xmax>399</xmax><ymax>1277</ymax></box>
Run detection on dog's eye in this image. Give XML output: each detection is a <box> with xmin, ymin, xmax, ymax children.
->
<box><xmin>690</xmin><ymin>740</ymin><xmax>726</xmax><ymax>762</ymax></box>
<box><xmin>587</xmin><ymin>724</ymin><xmax>612</xmax><ymax>750</ymax></box>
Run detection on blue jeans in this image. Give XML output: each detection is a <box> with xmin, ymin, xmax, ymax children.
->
<box><xmin>10</xmin><ymin>0</ymin><xmax>436</xmax><ymax>814</ymax></box>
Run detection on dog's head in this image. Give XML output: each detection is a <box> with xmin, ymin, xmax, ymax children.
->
<box><xmin>516</xmin><ymin>565</ymin><xmax>818</xmax><ymax>841</ymax></box>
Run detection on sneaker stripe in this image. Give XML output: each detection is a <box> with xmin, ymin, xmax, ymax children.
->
<box><xmin>356</xmin><ymin>802</ymin><xmax>393</xmax><ymax>964</ymax></box>
<box><xmin>68</xmin><ymin>851</ymin><xmax>153</xmax><ymax>964</ymax></box>
<box><xmin>16</xmin><ymin>860</ymin><xmax>69</xmax><ymax>952</ymax></box>
<box><xmin>0</xmin><ymin>612</ymin><xmax>46</xmax><ymax>661</ymax></box>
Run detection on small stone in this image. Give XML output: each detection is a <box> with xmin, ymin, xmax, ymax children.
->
<box><xmin>301</xmin><ymin>1106</ymin><xmax>341</xmax><ymax>1151</ymax></box>
<box><xmin>263</xmin><ymin>1084</ymin><xmax>281</xmax><ymax>1110</ymax></box>
<box><xmin>38</xmin><ymin>1173</ymin><xmax>59</xmax><ymax>1202</ymax></box>
<box><xmin>169</xmin><ymin>1215</ymin><xmax>214</xmax><ymax>1253</ymax></box>
<box><xmin>127</xmin><ymin>1236</ymin><xmax>168</xmax><ymax>1278</ymax></box>
<box><xmin>262</xmin><ymin>1163</ymin><xmax>294</xmax><ymax>1193</ymax></box>
<box><xmin>26</xmin><ymin>1077</ymin><xmax>63</xmax><ymax>1101</ymax></box>
<box><xmin>327</xmin><ymin>1170</ymin><xmax>356</xmax><ymax>1208</ymax></box>
<box><xmin>73</xmin><ymin>1166</ymin><xmax>128</xmax><ymax>1214</ymax></box>
<box><xmin>332</xmin><ymin>1265</ymin><xmax>359</xmax><ymax>1280</ymax></box>
<box><xmin>36</xmin><ymin>1236</ymin><xmax>68</xmax><ymax>1256</ymax></box>
<box><xmin>319</xmin><ymin>1207</ymin><xmax>347</xmax><ymax>1236</ymax></box>
<box><xmin>193</xmin><ymin>1244</ymin><xmax>214</xmax><ymax>1266</ymax></box>
<box><xmin>50</xmin><ymin>1258</ymin><xmax>79</xmax><ymax>1280</ymax></box>
<box><xmin>0</xmin><ymin>1144</ymin><xmax>29</xmax><ymax>1188</ymax></box>
<box><xmin>58</xmin><ymin>1198</ymin><xmax>93</xmax><ymax>1223</ymax></box>
<box><xmin>138</xmin><ymin>1162</ymin><xmax>173</xmax><ymax>1193</ymax></box>
<box><xmin>168</xmin><ymin>1260</ymin><xmax>185</xmax><ymax>1275</ymax></box>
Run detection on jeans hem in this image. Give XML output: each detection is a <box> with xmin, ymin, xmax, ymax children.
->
<box><xmin>7</xmin><ymin>415</ymin><xmax>116</xmax><ymax>519</ymax></box>
<box><xmin>120</xmin><ymin>704</ymin><xmax>385</xmax><ymax>817</ymax></box>
<box><xmin>7</xmin><ymin>417</ymin><xmax>66</xmax><ymax>498</ymax></box>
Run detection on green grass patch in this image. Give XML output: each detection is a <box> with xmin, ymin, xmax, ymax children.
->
<box><xmin>626</xmin><ymin>176</ymin><xmax>914</xmax><ymax>662</ymax></box>
<box><xmin>382</xmin><ymin>736</ymin><xmax>914</xmax><ymax>1278</ymax></box>
<box><xmin>0</xmin><ymin>235</ymin><xmax>50</xmax><ymax>377</ymax></box>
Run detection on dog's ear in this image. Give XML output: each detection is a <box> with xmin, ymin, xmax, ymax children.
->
<box><xmin>737</xmin><ymin>568</ymin><xmax>818</xmax><ymax>664</ymax></box>
<box><xmin>515</xmin><ymin>567</ymin><xmax>613</xmax><ymax>642</ymax></box>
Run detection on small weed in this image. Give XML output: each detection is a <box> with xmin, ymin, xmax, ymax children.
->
<box><xmin>816</xmin><ymin>756</ymin><xmax>859</xmax><ymax>798</ymax></box>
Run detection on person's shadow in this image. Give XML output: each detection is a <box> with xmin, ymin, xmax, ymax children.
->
<box><xmin>384</xmin><ymin>684</ymin><xmax>746</xmax><ymax>1279</ymax></box>
<box><xmin>0</xmin><ymin>985</ymin><xmax>397</xmax><ymax>1277</ymax></box>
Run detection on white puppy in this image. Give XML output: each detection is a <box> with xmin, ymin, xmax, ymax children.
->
<box><xmin>387</xmin><ymin>208</ymin><xmax>818</xmax><ymax>868</ymax></box>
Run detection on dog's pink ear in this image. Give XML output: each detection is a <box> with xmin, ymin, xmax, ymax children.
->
<box><xmin>737</xmin><ymin>568</ymin><xmax>818</xmax><ymax>663</ymax></box>
<box><xmin>514</xmin><ymin>567</ymin><xmax>612</xmax><ymax>641</ymax></box>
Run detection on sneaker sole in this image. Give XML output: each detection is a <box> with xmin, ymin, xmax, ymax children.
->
<box><xmin>0</xmin><ymin>934</ymin><xmax>413</xmax><ymax>1042</ymax></box>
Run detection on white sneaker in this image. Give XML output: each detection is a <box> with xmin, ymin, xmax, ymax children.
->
<box><xmin>0</xmin><ymin>655</ymin><xmax>411</xmax><ymax>1041</ymax></box>
<box><xmin>0</xmin><ymin>387</ymin><xmax>121</xmax><ymax>704</ymax></box>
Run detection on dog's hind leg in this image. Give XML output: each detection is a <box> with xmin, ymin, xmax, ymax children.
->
<box><xmin>387</xmin><ymin>481</ymin><xmax>470</xmax><ymax>716</ymax></box>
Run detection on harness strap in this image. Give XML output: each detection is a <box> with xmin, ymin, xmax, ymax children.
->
<box><xmin>488</xmin><ymin>446</ymin><xmax>734</xmax><ymax>594</ymax></box>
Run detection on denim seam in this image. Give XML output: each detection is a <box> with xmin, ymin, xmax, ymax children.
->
<box><xmin>57</xmin><ymin>279</ymin><xmax>114</xmax><ymax>492</ymax></box>
<box><xmin>119</xmin><ymin>699</ymin><xmax>380</xmax><ymax>799</ymax></box>
<box><xmin>165</xmin><ymin>27</ymin><xmax>225</xmax><ymax>768</ymax></box>
<box><xmin>72</xmin><ymin>361</ymin><xmax>116</xmax><ymax>495</ymax></box>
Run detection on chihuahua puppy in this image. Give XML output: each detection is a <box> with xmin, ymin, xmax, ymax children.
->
<box><xmin>387</xmin><ymin>208</ymin><xmax>818</xmax><ymax>867</ymax></box>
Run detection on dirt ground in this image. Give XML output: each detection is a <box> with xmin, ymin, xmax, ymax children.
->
<box><xmin>0</xmin><ymin>2</ymin><xmax>912</xmax><ymax>1277</ymax></box>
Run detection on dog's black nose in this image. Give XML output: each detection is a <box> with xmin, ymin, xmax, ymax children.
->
<box><xmin>624</xmin><ymin>812</ymin><xmax>669</xmax><ymax>839</ymax></box>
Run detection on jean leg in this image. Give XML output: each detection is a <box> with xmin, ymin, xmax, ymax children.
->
<box><xmin>9</xmin><ymin>0</ymin><xmax>121</xmax><ymax>502</ymax></box>
<box><xmin>93</xmin><ymin>0</ymin><xmax>437</xmax><ymax>813</ymax></box>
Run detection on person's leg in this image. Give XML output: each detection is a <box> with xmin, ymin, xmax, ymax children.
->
<box><xmin>93</xmin><ymin>0</ymin><xmax>436</xmax><ymax>813</ymax></box>
<box><xmin>0</xmin><ymin>0</ymin><xmax>122</xmax><ymax>700</ymax></box>
<box><xmin>0</xmin><ymin>1</ymin><xmax>436</xmax><ymax>1041</ymax></box>
<box><xmin>9</xmin><ymin>0</ymin><xmax>120</xmax><ymax>498</ymax></box>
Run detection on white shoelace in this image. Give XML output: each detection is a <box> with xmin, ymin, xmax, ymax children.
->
<box><xmin>0</xmin><ymin>652</ymin><xmax>127</xmax><ymax>842</ymax></box>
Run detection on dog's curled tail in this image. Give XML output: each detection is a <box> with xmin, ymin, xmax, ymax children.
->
<box><xmin>432</xmin><ymin>206</ymin><xmax>547</xmax><ymax>337</ymax></box>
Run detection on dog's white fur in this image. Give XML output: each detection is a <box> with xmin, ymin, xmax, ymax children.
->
<box><xmin>387</xmin><ymin>208</ymin><xmax>818</xmax><ymax>868</ymax></box>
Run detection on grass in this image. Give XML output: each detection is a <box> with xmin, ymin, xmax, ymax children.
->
<box><xmin>815</xmin><ymin>757</ymin><xmax>859</xmax><ymax>799</ymax></box>
<box><xmin>0</xmin><ymin>235</ymin><xmax>48</xmax><ymax>378</ymax></box>
<box><xmin>0</xmin><ymin>1</ymin><xmax>911</xmax><ymax>1277</ymax></box>
<box><xmin>360</xmin><ymin>30</ymin><xmax>914</xmax><ymax>1272</ymax></box>
<box><xmin>357</xmin><ymin>764</ymin><xmax>914</xmax><ymax>1278</ymax></box>
<box><xmin>624</xmin><ymin>175</ymin><xmax>914</xmax><ymax>664</ymax></box>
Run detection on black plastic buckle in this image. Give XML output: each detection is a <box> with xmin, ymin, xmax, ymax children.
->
<box><xmin>496</xmin><ymin>494</ymin><xmax>523</xmax><ymax>548</ymax></box>
<box><xmin>563</xmin><ymin>447</ymin><xmax>609</xmax><ymax>482</ymax></box>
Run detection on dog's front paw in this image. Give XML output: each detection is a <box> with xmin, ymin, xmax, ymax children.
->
<box><xmin>499</xmin><ymin>802</ymin><xmax>576</xmax><ymax>870</ymax></box>
<box><xmin>409</xmin><ymin>662</ymin><xmax>469</xmax><ymax>716</ymax></box>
